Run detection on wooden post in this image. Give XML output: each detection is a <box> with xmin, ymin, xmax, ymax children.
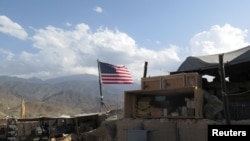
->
<box><xmin>218</xmin><ymin>54</ymin><xmax>231</xmax><ymax>125</ymax></box>
<box><xmin>143</xmin><ymin>61</ymin><xmax>148</xmax><ymax>78</ymax></box>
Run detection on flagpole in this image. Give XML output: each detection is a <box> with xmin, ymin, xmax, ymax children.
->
<box><xmin>97</xmin><ymin>59</ymin><xmax>104</xmax><ymax>112</ymax></box>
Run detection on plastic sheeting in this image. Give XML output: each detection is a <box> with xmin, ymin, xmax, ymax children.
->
<box><xmin>175</xmin><ymin>45</ymin><xmax>250</xmax><ymax>76</ymax></box>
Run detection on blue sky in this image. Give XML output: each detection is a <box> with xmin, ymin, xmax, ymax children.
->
<box><xmin>0</xmin><ymin>0</ymin><xmax>250</xmax><ymax>83</ymax></box>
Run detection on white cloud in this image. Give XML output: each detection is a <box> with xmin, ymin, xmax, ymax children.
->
<box><xmin>65</xmin><ymin>22</ymin><xmax>72</xmax><ymax>27</ymax></box>
<box><xmin>0</xmin><ymin>15</ymin><xmax>28</xmax><ymax>40</ymax></box>
<box><xmin>155</xmin><ymin>40</ymin><xmax>161</xmax><ymax>44</ymax></box>
<box><xmin>0</xmin><ymin>48</ymin><xmax>14</xmax><ymax>61</ymax></box>
<box><xmin>0</xmin><ymin>19</ymin><xmax>250</xmax><ymax>83</ymax></box>
<box><xmin>190</xmin><ymin>24</ymin><xmax>249</xmax><ymax>56</ymax></box>
<box><xmin>0</xmin><ymin>22</ymin><xmax>181</xmax><ymax>81</ymax></box>
<box><xmin>93</xmin><ymin>6</ymin><xmax>103</xmax><ymax>13</ymax></box>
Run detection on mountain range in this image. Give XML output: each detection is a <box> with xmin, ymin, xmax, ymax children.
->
<box><xmin>0</xmin><ymin>74</ymin><xmax>140</xmax><ymax>118</ymax></box>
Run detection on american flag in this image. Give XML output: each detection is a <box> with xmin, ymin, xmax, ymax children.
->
<box><xmin>98</xmin><ymin>61</ymin><xmax>134</xmax><ymax>84</ymax></box>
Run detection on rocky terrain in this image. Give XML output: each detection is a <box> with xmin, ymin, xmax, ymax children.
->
<box><xmin>0</xmin><ymin>74</ymin><xmax>140</xmax><ymax>118</ymax></box>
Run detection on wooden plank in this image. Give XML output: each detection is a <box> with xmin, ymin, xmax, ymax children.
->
<box><xmin>185</xmin><ymin>72</ymin><xmax>202</xmax><ymax>88</ymax></box>
<box><xmin>141</xmin><ymin>76</ymin><xmax>162</xmax><ymax>90</ymax></box>
<box><xmin>194</xmin><ymin>87</ymin><xmax>204</xmax><ymax>118</ymax></box>
<box><xmin>162</xmin><ymin>73</ymin><xmax>185</xmax><ymax>89</ymax></box>
<box><xmin>124</xmin><ymin>87</ymin><xmax>204</xmax><ymax>119</ymax></box>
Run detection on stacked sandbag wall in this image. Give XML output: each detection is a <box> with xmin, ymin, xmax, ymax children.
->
<box><xmin>116</xmin><ymin>118</ymin><xmax>143</xmax><ymax>141</ymax></box>
<box><xmin>144</xmin><ymin>119</ymin><xmax>177</xmax><ymax>141</ymax></box>
<box><xmin>115</xmin><ymin>118</ymin><xmax>222</xmax><ymax>141</ymax></box>
<box><xmin>177</xmin><ymin>119</ymin><xmax>218</xmax><ymax>141</ymax></box>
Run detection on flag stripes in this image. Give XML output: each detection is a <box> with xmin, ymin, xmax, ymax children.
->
<box><xmin>98</xmin><ymin>61</ymin><xmax>133</xmax><ymax>84</ymax></box>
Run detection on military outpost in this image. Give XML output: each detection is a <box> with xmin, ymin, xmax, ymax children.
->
<box><xmin>1</xmin><ymin>45</ymin><xmax>250</xmax><ymax>140</ymax></box>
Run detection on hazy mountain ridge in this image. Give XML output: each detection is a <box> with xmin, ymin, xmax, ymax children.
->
<box><xmin>0</xmin><ymin>74</ymin><xmax>140</xmax><ymax>117</ymax></box>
